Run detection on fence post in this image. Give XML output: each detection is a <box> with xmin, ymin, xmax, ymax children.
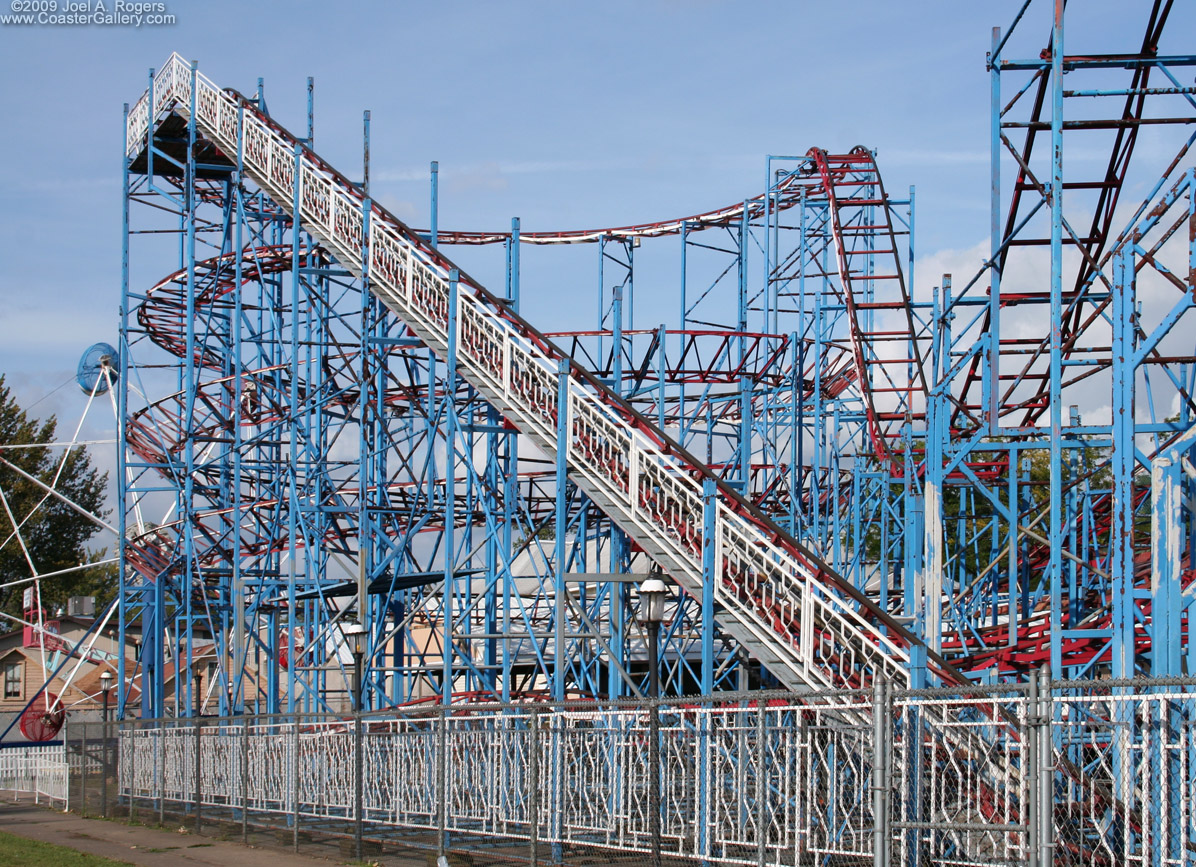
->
<box><xmin>551</xmin><ymin>707</ymin><xmax>562</xmax><ymax>862</ymax></box>
<box><xmin>154</xmin><ymin>723</ymin><xmax>163</xmax><ymax>825</ymax></box>
<box><xmin>756</xmin><ymin>702</ymin><xmax>767</xmax><ymax>867</ymax></box>
<box><xmin>62</xmin><ymin>718</ymin><xmax>70</xmax><ymax>812</ymax></box>
<box><xmin>1027</xmin><ymin>672</ymin><xmax>1040</xmax><ymax>864</ymax></box>
<box><xmin>354</xmin><ymin>708</ymin><xmax>363</xmax><ymax>860</ymax></box>
<box><xmin>1036</xmin><ymin>666</ymin><xmax>1053</xmax><ymax>867</ymax></box>
<box><xmin>651</xmin><ymin>695</ymin><xmax>662</xmax><ymax>867</ymax></box>
<box><xmin>241</xmin><ymin>716</ymin><xmax>249</xmax><ymax>844</ymax></box>
<box><xmin>529</xmin><ymin>705</ymin><xmax>539</xmax><ymax>867</ymax></box>
<box><xmin>437</xmin><ymin>705</ymin><xmax>447</xmax><ymax>858</ymax></box>
<box><xmin>697</xmin><ymin>700</ymin><xmax>711</xmax><ymax>863</ymax></box>
<box><xmin>80</xmin><ymin>724</ymin><xmax>88</xmax><ymax>816</ymax></box>
<box><xmin>101</xmin><ymin>718</ymin><xmax>109</xmax><ymax>818</ymax></box>
<box><xmin>873</xmin><ymin>676</ymin><xmax>891</xmax><ymax>867</ymax></box>
<box><xmin>292</xmin><ymin>716</ymin><xmax>300</xmax><ymax>853</ymax></box>
<box><xmin>193</xmin><ymin>715</ymin><xmax>202</xmax><ymax>833</ymax></box>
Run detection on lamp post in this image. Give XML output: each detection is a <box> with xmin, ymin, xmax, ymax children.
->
<box><xmin>100</xmin><ymin>670</ymin><xmax>113</xmax><ymax>725</ymax></box>
<box><xmin>132</xmin><ymin>638</ymin><xmax>141</xmax><ymax>712</ymax></box>
<box><xmin>342</xmin><ymin>621</ymin><xmax>367</xmax><ymax>860</ymax></box>
<box><xmin>342</xmin><ymin>622</ymin><xmax>366</xmax><ymax>712</ymax></box>
<box><xmin>638</xmin><ymin>574</ymin><xmax>668</xmax><ymax>867</ymax></box>
<box><xmin>638</xmin><ymin>577</ymin><xmax>667</xmax><ymax>700</ymax></box>
<box><xmin>192</xmin><ymin>669</ymin><xmax>203</xmax><ymax>832</ymax></box>
<box><xmin>99</xmin><ymin>670</ymin><xmax>113</xmax><ymax>817</ymax></box>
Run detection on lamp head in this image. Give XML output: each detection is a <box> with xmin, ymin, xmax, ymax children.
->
<box><xmin>343</xmin><ymin>621</ymin><xmax>366</xmax><ymax>656</ymax></box>
<box><xmin>637</xmin><ymin>576</ymin><xmax>669</xmax><ymax>625</ymax></box>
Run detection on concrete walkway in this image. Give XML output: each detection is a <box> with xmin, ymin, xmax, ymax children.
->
<box><xmin>0</xmin><ymin>795</ymin><xmax>407</xmax><ymax>866</ymax></box>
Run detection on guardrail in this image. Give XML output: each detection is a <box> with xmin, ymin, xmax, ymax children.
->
<box><xmin>110</xmin><ymin>678</ymin><xmax>1196</xmax><ymax>866</ymax></box>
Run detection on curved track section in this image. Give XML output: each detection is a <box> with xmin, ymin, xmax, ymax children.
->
<box><xmin>810</xmin><ymin>146</ymin><xmax>929</xmax><ymax>468</ymax></box>
<box><xmin>429</xmin><ymin>146</ymin><xmax>927</xmax><ymax>475</ymax></box>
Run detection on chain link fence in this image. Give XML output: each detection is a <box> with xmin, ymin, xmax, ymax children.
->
<box><xmin>41</xmin><ymin>676</ymin><xmax>1196</xmax><ymax>866</ymax></box>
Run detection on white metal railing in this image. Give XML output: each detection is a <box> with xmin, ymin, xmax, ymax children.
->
<box><xmin>0</xmin><ymin>743</ymin><xmax>68</xmax><ymax>804</ymax></box>
<box><xmin>115</xmin><ymin>685</ymin><xmax>1196</xmax><ymax>866</ymax></box>
<box><xmin>117</xmin><ymin>700</ymin><xmax>878</xmax><ymax>864</ymax></box>
<box><xmin>126</xmin><ymin>52</ymin><xmax>916</xmax><ymax>691</ymax></box>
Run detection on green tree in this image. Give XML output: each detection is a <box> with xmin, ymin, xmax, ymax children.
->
<box><xmin>0</xmin><ymin>376</ymin><xmax>114</xmax><ymax>623</ymax></box>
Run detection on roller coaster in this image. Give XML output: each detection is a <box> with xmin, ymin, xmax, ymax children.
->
<box><xmin>0</xmin><ymin>1</ymin><xmax>1186</xmax><ymax>863</ymax></box>
<box><xmin>110</xmin><ymin>1</ymin><xmax>1196</xmax><ymax>721</ymax></box>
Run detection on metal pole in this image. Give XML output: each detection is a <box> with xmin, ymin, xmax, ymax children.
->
<box><xmin>648</xmin><ymin>620</ymin><xmax>661</xmax><ymax>867</ymax></box>
<box><xmin>193</xmin><ymin>714</ymin><xmax>202</xmax><ymax>833</ymax></box>
<box><xmin>756</xmin><ymin>703</ymin><xmax>767</xmax><ymax>867</ymax></box>
<box><xmin>1027</xmin><ymin>672</ymin><xmax>1039</xmax><ymax>863</ymax></box>
<box><xmin>1037</xmin><ymin>666</ymin><xmax>1054</xmax><ymax>867</ymax></box>
<box><xmin>154</xmin><ymin>722</ymin><xmax>162</xmax><ymax>825</ymax></box>
<box><xmin>362</xmin><ymin>110</ymin><xmax>370</xmax><ymax>197</ymax></box>
<box><xmin>80</xmin><ymin>724</ymin><xmax>87</xmax><ymax>816</ymax></box>
<box><xmin>529</xmin><ymin>706</ymin><xmax>539</xmax><ymax>867</ymax></box>
<box><xmin>872</xmin><ymin>676</ymin><xmax>891</xmax><ymax>867</ymax></box>
<box><xmin>62</xmin><ymin>718</ymin><xmax>69</xmax><ymax>813</ymax></box>
<box><xmin>102</xmin><ymin>690</ymin><xmax>110</xmax><ymax>818</ymax></box>
<box><xmin>241</xmin><ymin>715</ymin><xmax>249</xmax><ymax>844</ymax></box>
<box><xmin>353</xmin><ymin>651</ymin><xmax>363</xmax><ymax>861</ymax></box>
<box><xmin>437</xmin><ymin>705</ymin><xmax>448</xmax><ymax>857</ymax></box>
<box><xmin>292</xmin><ymin>716</ymin><xmax>300</xmax><ymax>852</ymax></box>
<box><xmin>430</xmin><ymin>161</ymin><xmax>439</xmax><ymax>249</ymax></box>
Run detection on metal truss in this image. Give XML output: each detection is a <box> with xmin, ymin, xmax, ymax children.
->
<box><xmin>98</xmin><ymin>2</ymin><xmax>1196</xmax><ymax>859</ymax></box>
<box><xmin>930</xmin><ymin>0</ymin><xmax>1196</xmax><ymax>682</ymax></box>
<box><xmin>115</xmin><ymin>0</ymin><xmax>1196</xmax><ymax>707</ymax></box>
<box><xmin>120</xmin><ymin>53</ymin><xmax>970</xmax><ymax>721</ymax></box>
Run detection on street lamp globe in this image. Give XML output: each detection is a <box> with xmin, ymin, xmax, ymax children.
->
<box><xmin>637</xmin><ymin>576</ymin><xmax>668</xmax><ymax>625</ymax></box>
<box><xmin>99</xmin><ymin>669</ymin><xmax>114</xmax><ymax>725</ymax></box>
<box><xmin>342</xmin><ymin>621</ymin><xmax>367</xmax><ymax>655</ymax></box>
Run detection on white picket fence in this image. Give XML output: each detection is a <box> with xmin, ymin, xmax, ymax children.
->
<box><xmin>0</xmin><ymin>743</ymin><xmax>68</xmax><ymax>805</ymax></box>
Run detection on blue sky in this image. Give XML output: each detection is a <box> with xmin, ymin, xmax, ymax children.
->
<box><xmin>0</xmin><ymin>0</ymin><xmax>1191</xmax><ymax>423</ymax></box>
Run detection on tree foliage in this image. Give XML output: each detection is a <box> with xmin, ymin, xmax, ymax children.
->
<box><xmin>0</xmin><ymin>376</ymin><xmax>114</xmax><ymax>622</ymax></box>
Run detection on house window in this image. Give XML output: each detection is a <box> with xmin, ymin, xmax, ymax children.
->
<box><xmin>4</xmin><ymin>662</ymin><xmax>22</xmax><ymax>699</ymax></box>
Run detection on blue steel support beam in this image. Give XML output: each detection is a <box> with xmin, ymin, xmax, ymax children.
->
<box><xmin>305</xmin><ymin>76</ymin><xmax>313</xmax><ymax>145</ymax></box>
<box><xmin>358</xmin><ymin>113</ymin><xmax>377</xmax><ymax>708</ymax></box>
<box><xmin>554</xmin><ymin>358</ymin><xmax>570</xmax><ymax>702</ymax></box>
<box><xmin>179</xmin><ymin>58</ymin><xmax>199</xmax><ymax>720</ymax></box>
<box><xmin>701</xmin><ymin>478</ymin><xmax>717</xmax><ymax>696</ymax></box>
<box><xmin>443</xmin><ymin>270</ymin><xmax>459</xmax><ymax>705</ymax></box>
<box><xmin>117</xmin><ymin>100</ymin><xmax>131</xmax><ymax>717</ymax></box>
<box><xmin>507</xmin><ymin>217</ymin><xmax>520</xmax><ymax>310</ymax></box>
<box><xmin>988</xmin><ymin>26</ymin><xmax>1002</xmax><ymax>432</ymax></box>
<box><xmin>1110</xmin><ymin>240</ymin><xmax>1136</xmax><ymax>681</ymax></box>
<box><xmin>286</xmin><ymin>139</ymin><xmax>303</xmax><ymax>716</ymax></box>
<box><xmin>430</xmin><ymin>161</ymin><xmax>439</xmax><ymax>250</ymax></box>
<box><xmin>737</xmin><ymin>202</ymin><xmax>750</xmax><ymax>491</ymax></box>
<box><xmin>1047</xmin><ymin>0</ymin><xmax>1065</xmax><ymax>679</ymax></box>
<box><xmin>229</xmin><ymin>118</ymin><xmax>246</xmax><ymax>714</ymax></box>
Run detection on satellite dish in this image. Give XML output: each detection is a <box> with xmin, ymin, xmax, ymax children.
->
<box><xmin>19</xmin><ymin>692</ymin><xmax>65</xmax><ymax>742</ymax></box>
<box><xmin>77</xmin><ymin>343</ymin><xmax>120</xmax><ymax>395</ymax></box>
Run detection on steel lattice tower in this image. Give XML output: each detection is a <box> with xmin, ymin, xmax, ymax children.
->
<box><xmin>116</xmin><ymin>1</ymin><xmax>1195</xmax><ymax>725</ymax></box>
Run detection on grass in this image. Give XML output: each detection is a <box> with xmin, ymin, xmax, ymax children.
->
<box><xmin>0</xmin><ymin>829</ymin><xmax>136</xmax><ymax>866</ymax></box>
